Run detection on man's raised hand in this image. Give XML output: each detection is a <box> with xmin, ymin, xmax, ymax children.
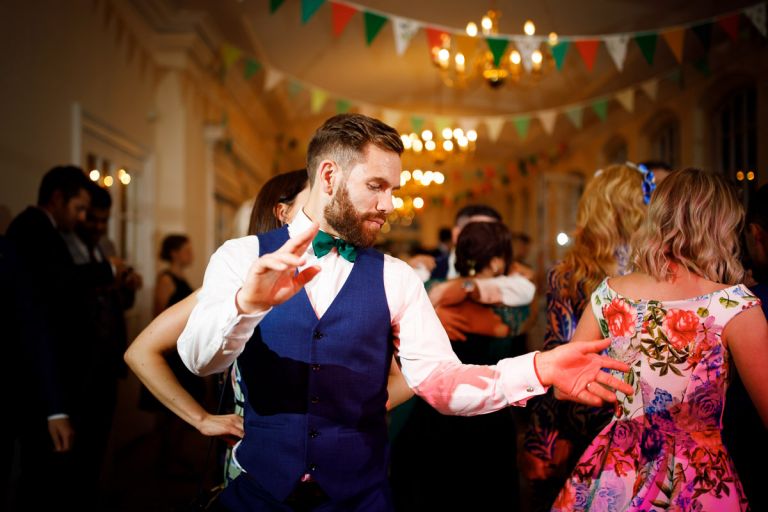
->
<box><xmin>235</xmin><ymin>222</ymin><xmax>321</xmax><ymax>314</ymax></box>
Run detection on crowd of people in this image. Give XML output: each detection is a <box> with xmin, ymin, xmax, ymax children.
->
<box><xmin>2</xmin><ymin>112</ymin><xmax>767</xmax><ymax>512</ymax></box>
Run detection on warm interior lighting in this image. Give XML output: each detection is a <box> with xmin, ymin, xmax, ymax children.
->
<box><xmin>89</xmin><ymin>169</ymin><xmax>100</xmax><ymax>181</ymax></box>
<box><xmin>103</xmin><ymin>176</ymin><xmax>114</xmax><ymax>187</ymax></box>
<box><xmin>466</xmin><ymin>22</ymin><xmax>478</xmax><ymax>37</ymax></box>
<box><xmin>524</xmin><ymin>20</ymin><xmax>536</xmax><ymax>36</ymax></box>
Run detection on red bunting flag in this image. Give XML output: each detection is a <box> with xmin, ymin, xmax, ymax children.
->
<box><xmin>425</xmin><ymin>27</ymin><xmax>449</xmax><ymax>50</ymax></box>
<box><xmin>574</xmin><ymin>40</ymin><xmax>600</xmax><ymax>71</ymax></box>
<box><xmin>331</xmin><ymin>2</ymin><xmax>357</xmax><ymax>37</ymax></box>
<box><xmin>717</xmin><ymin>14</ymin><xmax>740</xmax><ymax>42</ymax></box>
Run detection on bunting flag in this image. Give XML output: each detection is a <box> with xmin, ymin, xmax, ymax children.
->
<box><xmin>287</xmin><ymin>80</ymin><xmax>303</xmax><ymax>97</ymax></box>
<box><xmin>565</xmin><ymin>107</ymin><xmax>583</xmax><ymax>129</ymax></box>
<box><xmin>454</xmin><ymin>35</ymin><xmax>479</xmax><ymax>61</ymax></box>
<box><xmin>458</xmin><ymin>117</ymin><xmax>479</xmax><ymax>133</ymax></box>
<box><xmin>662</xmin><ymin>28</ymin><xmax>686</xmax><ymax>63</ymax></box>
<box><xmin>392</xmin><ymin>16</ymin><xmax>420</xmax><ymax>56</ymax></box>
<box><xmin>310</xmin><ymin>88</ymin><xmax>328</xmax><ymax>113</ymax></box>
<box><xmin>718</xmin><ymin>14</ymin><xmax>741</xmax><ymax>42</ymax></box>
<box><xmin>263</xmin><ymin>68</ymin><xmax>284</xmax><ymax>91</ymax></box>
<box><xmin>381</xmin><ymin>109</ymin><xmax>402</xmax><ymax>128</ymax></box>
<box><xmin>485</xmin><ymin>117</ymin><xmax>506</xmax><ymax>142</ymax></box>
<box><xmin>516</xmin><ymin>37</ymin><xmax>542</xmax><ymax>72</ymax></box>
<box><xmin>358</xmin><ymin>103</ymin><xmax>379</xmax><ymax>118</ymax></box>
<box><xmin>244</xmin><ymin>58</ymin><xmax>261</xmax><ymax>79</ymax></box>
<box><xmin>331</xmin><ymin>2</ymin><xmax>356</xmax><ymax>38</ymax></box>
<box><xmin>513</xmin><ymin>116</ymin><xmax>531</xmax><ymax>139</ymax></box>
<box><xmin>301</xmin><ymin>0</ymin><xmax>325</xmax><ymax>24</ymax></box>
<box><xmin>221</xmin><ymin>43</ymin><xmax>242</xmax><ymax>72</ymax></box>
<box><xmin>486</xmin><ymin>37</ymin><xmax>509</xmax><ymax>67</ymax></box>
<box><xmin>692</xmin><ymin>22</ymin><xmax>712</xmax><ymax>51</ymax></box>
<box><xmin>434</xmin><ymin>116</ymin><xmax>452</xmax><ymax>134</ymax></box>
<box><xmin>640</xmin><ymin>78</ymin><xmax>659</xmax><ymax>100</ymax></box>
<box><xmin>634</xmin><ymin>33</ymin><xmax>658</xmax><ymax>65</ymax></box>
<box><xmin>410</xmin><ymin>115</ymin><xmax>424</xmax><ymax>133</ymax></box>
<box><xmin>592</xmin><ymin>99</ymin><xmax>609</xmax><ymax>121</ymax></box>
<box><xmin>693</xmin><ymin>56</ymin><xmax>711</xmax><ymax>76</ymax></box>
<box><xmin>538</xmin><ymin>110</ymin><xmax>557</xmax><ymax>135</ymax></box>
<box><xmin>336</xmin><ymin>99</ymin><xmax>351</xmax><ymax>113</ymax></box>
<box><xmin>745</xmin><ymin>3</ymin><xmax>766</xmax><ymax>36</ymax></box>
<box><xmin>425</xmin><ymin>27</ymin><xmax>448</xmax><ymax>50</ymax></box>
<box><xmin>574</xmin><ymin>40</ymin><xmax>600</xmax><ymax>71</ymax></box>
<box><xmin>270</xmin><ymin>0</ymin><xmax>285</xmax><ymax>14</ymax></box>
<box><xmin>604</xmin><ymin>34</ymin><xmax>630</xmax><ymax>70</ymax></box>
<box><xmin>615</xmin><ymin>88</ymin><xmax>635</xmax><ymax>112</ymax></box>
<box><xmin>364</xmin><ymin>11</ymin><xmax>388</xmax><ymax>45</ymax></box>
<box><xmin>550</xmin><ymin>41</ymin><xmax>570</xmax><ymax>71</ymax></box>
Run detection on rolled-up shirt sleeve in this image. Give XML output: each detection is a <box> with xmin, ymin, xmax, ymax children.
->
<box><xmin>475</xmin><ymin>273</ymin><xmax>536</xmax><ymax>307</ymax></box>
<box><xmin>177</xmin><ymin>236</ymin><xmax>270</xmax><ymax>376</ymax></box>
<box><xmin>387</xmin><ymin>257</ymin><xmax>547</xmax><ymax>416</ymax></box>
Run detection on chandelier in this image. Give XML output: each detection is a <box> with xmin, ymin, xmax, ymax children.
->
<box><xmin>429</xmin><ymin>10</ymin><xmax>557</xmax><ymax>89</ymax></box>
<box><xmin>400</xmin><ymin>127</ymin><xmax>478</xmax><ymax>164</ymax></box>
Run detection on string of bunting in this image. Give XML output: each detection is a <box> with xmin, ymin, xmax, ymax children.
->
<box><xmin>268</xmin><ymin>0</ymin><xmax>766</xmax><ymax>72</ymax></box>
<box><xmin>220</xmin><ymin>40</ymin><xmax>686</xmax><ymax>142</ymax></box>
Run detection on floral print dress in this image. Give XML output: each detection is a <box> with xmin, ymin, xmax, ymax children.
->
<box><xmin>552</xmin><ymin>278</ymin><xmax>761</xmax><ymax>512</ymax></box>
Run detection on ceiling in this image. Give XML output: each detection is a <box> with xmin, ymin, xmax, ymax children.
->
<box><xmin>160</xmin><ymin>0</ymin><xmax>760</xmax><ymax>155</ymax></box>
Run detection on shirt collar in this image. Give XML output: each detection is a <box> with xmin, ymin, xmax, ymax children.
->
<box><xmin>288</xmin><ymin>209</ymin><xmax>316</xmax><ymax>256</ymax></box>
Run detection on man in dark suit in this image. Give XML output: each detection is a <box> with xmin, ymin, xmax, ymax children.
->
<box><xmin>6</xmin><ymin>165</ymin><xmax>113</xmax><ymax>509</ymax></box>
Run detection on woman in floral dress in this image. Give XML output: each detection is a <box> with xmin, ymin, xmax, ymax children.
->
<box><xmin>552</xmin><ymin>168</ymin><xmax>768</xmax><ymax>512</ymax></box>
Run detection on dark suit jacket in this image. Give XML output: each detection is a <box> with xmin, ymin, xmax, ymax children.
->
<box><xmin>6</xmin><ymin>207</ymin><xmax>113</xmax><ymax>417</ymax></box>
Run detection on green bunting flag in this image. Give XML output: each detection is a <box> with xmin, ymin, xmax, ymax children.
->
<box><xmin>301</xmin><ymin>0</ymin><xmax>325</xmax><ymax>24</ymax></box>
<box><xmin>634</xmin><ymin>33</ymin><xmax>658</xmax><ymax>65</ymax></box>
<box><xmin>693</xmin><ymin>56</ymin><xmax>711</xmax><ymax>76</ymax></box>
<box><xmin>270</xmin><ymin>0</ymin><xmax>285</xmax><ymax>14</ymax></box>
<box><xmin>220</xmin><ymin>44</ymin><xmax>241</xmax><ymax>72</ymax></box>
<box><xmin>565</xmin><ymin>106</ymin><xmax>583</xmax><ymax>128</ymax></box>
<box><xmin>550</xmin><ymin>41</ymin><xmax>570</xmax><ymax>71</ymax></box>
<box><xmin>592</xmin><ymin>98</ymin><xmax>609</xmax><ymax>121</ymax></box>
<box><xmin>513</xmin><ymin>116</ymin><xmax>531</xmax><ymax>139</ymax></box>
<box><xmin>336</xmin><ymin>99</ymin><xmax>351</xmax><ymax>113</ymax></box>
<box><xmin>364</xmin><ymin>11</ymin><xmax>388</xmax><ymax>46</ymax></box>
<box><xmin>485</xmin><ymin>37</ymin><xmax>509</xmax><ymax>67</ymax></box>
<box><xmin>410</xmin><ymin>116</ymin><xmax>424</xmax><ymax>133</ymax></box>
<box><xmin>244</xmin><ymin>58</ymin><xmax>261</xmax><ymax>79</ymax></box>
<box><xmin>287</xmin><ymin>80</ymin><xmax>303</xmax><ymax>97</ymax></box>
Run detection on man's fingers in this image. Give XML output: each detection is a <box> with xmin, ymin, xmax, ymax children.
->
<box><xmin>596</xmin><ymin>371</ymin><xmax>633</xmax><ymax>396</ymax></box>
<box><xmin>577</xmin><ymin>389</ymin><xmax>605</xmax><ymax>407</ymax></box>
<box><xmin>282</xmin><ymin>221</ymin><xmax>319</xmax><ymax>256</ymax></box>
<box><xmin>256</xmin><ymin>253</ymin><xmax>306</xmax><ymax>273</ymax></box>
<box><xmin>294</xmin><ymin>266</ymin><xmax>321</xmax><ymax>288</ymax></box>
<box><xmin>595</xmin><ymin>355</ymin><xmax>630</xmax><ymax>373</ymax></box>
<box><xmin>577</xmin><ymin>338</ymin><xmax>612</xmax><ymax>353</ymax></box>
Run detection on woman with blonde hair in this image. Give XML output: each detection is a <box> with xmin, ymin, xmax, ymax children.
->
<box><xmin>522</xmin><ymin>163</ymin><xmax>650</xmax><ymax>511</ymax></box>
<box><xmin>551</xmin><ymin>168</ymin><xmax>768</xmax><ymax>511</ymax></box>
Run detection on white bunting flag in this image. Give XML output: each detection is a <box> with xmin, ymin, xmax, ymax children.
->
<box><xmin>640</xmin><ymin>78</ymin><xmax>659</xmax><ymax>100</ymax></box>
<box><xmin>745</xmin><ymin>3</ymin><xmax>767</xmax><ymax>37</ymax></box>
<box><xmin>538</xmin><ymin>110</ymin><xmax>557</xmax><ymax>135</ymax></box>
<box><xmin>392</xmin><ymin>16</ymin><xmax>421</xmax><ymax>56</ymax></box>
<box><xmin>604</xmin><ymin>34</ymin><xmax>630</xmax><ymax>71</ymax></box>
<box><xmin>263</xmin><ymin>68</ymin><xmax>284</xmax><ymax>91</ymax></box>
<box><xmin>382</xmin><ymin>109</ymin><xmax>402</xmax><ymax>129</ymax></box>
<box><xmin>484</xmin><ymin>116</ymin><xmax>506</xmax><ymax>142</ymax></box>
<box><xmin>615</xmin><ymin>88</ymin><xmax>635</xmax><ymax>112</ymax></box>
<box><xmin>514</xmin><ymin>37</ymin><xmax>543</xmax><ymax>73</ymax></box>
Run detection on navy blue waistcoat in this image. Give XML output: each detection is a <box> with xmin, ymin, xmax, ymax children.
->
<box><xmin>235</xmin><ymin>226</ymin><xmax>393</xmax><ymax>502</ymax></box>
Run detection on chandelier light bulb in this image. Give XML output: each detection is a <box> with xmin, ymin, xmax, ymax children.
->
<box><xmin>401</xmin><ymin>134</ymin><xmax>412</xmax><ymax>149</ymax></box>
<box><xmin>443</xmin><ymin>140</ymin><xmax>454</xmax><ymax>151</ymax></box>
<box><xmin>412</xmin><ymin>169</ymin><xmax>423</xmax><ymax>181</ymax></box>
<box><xmin>434</xmin><ymin>172</ymin><xmax>445</xmax><ymax>185</ymax></box>
<box><xmin>481</xmin><ymin>15</ymin><xmax>493</xmax><ymax>33</ymax></box>
<box><xmin>510</xmin><ymin>50</ymin><xmax>522</xmax><ymax>65</ymax></box>
<box><xmin>532</xmin><ymin>50</ymin><xmax>543</xmax><ymax>65</ymax></box>
<box><xmin>89</xmin><ymin>169</ymin><xmax>100</xmax><ymax>181</ymax></box>
<box><xmin>457</xmin><ymin>137</ymin><xmax>469</xmax><ymax>149</ymax></box>
<box><xmin>120</xmin><ymin>173</ymin><xmax>131</xmax><ymax>185</ymax></box>
<box><xmin>441</xmin><ymin>127</ymin><xmax>453</xmax><ymax>140</ymax></box>
<box><xmin>437</xmin><ymin>48</ymin><xmax>450</xmax><ymax>67</ymax></box>
<box><xmin>466</xmin><ymin>22</ymin><xmax>478</xmax><ymax>37</ymax></box>
<box><xmin>453</xmin><ymin>128</ymin><xmax>464</xmax><ymax>139</ymax></box>
<box><xmin>467</xmin><ymin>129</ymin><xmax>478</xmax><ymax>142</ymax></box>
<box><xmin>412</xmin><ymin>139</ymin><xmax>424</xmax><ymax>152</ymax></box>
<box><xmin>524</xmin><ymin>20</ymin><xmax>535</xmax><ymax>36</ymax></box>
<box><xmin>548</xmin><ymin>32</ymin><xmax>558</xmax><ymax>45</ymax></box>
<box><xmin>103</xmin><ymin>176</ymin><xmax>114</xmax><ymax>187</ymax></box>
<box><xmin>413</xmin><ymin>197</ymin><xmax>424</xmax><ymax>209</ymax></box>
<box><xmin>421</xmin><ymin>129</ymin><xmax>433</xmax><ymax>141</ymax></box>
<box><xmin>455</xmin><ymin>52</ymin><xmax>466</xmax><ymax>73</ymax></box>
<box><xmin>425</xmin><ymin>140</ymin><xmax>436</xmax><ymax>151</ymax></box>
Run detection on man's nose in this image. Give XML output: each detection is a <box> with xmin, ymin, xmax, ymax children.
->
<box><xmin>378</xmin><ymin>192</ymin><xmax>394</xmax><ymax>214</ymax></box>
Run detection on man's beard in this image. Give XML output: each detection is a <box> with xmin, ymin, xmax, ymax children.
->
<box><xmin>324</xmin><ymin>183</ymin><xmax>385</xmax><ymax>248</ymax></box>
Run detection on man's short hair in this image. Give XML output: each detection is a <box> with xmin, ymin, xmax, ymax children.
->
<box><xmin>86</xmin><ymin>181</ymin><xmax>112</xmax><ymax>210</ymax></box>
<box><xmin>37</xmin><ymin>165</ymin><xmax>90</xmax><ymax>206</ymax></box>
<box><xmin>306</xmin><ymin>114</ymin><xmax>404</xmax><ymax>184</ymax></box>
<box><xmin>454</xmin><ymin>204</ymin><xmax>502</xmax><ymax>228</ymax></box>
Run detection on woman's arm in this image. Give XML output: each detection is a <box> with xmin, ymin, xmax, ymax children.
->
<box><xmin>725</xmin><ymin>306</ymin><xmax>768</xmax><ymax>427</ymax></box>
<box><xmin>125</xmin><ymin>292</ymin><xmax>244</xmax><ymax>439</ymax></box>
<box><xmin>153</xmin><ymin>272</ymin><xmax>176</xmax><ymax>316</ymax></box>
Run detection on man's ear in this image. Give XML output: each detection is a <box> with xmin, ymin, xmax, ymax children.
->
<box><xmin>317</xmin><ymin>160</ymin><xmax>337</xmax><ymax>196</ymax></box>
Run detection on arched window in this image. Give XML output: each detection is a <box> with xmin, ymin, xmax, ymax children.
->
<box><xmin>603</xmin><ymin>135</ymin><xmax>628</xmax><ymax>165</ymax></box>
<box><xmin>712</xmin><ymin>86</ymin><xmax>758</xmax><ymax>190</ymax></box>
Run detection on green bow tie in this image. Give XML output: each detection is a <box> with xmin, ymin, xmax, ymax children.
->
<box><xmin>312</xmin><ymin>230</ymin><xmax>358</xmax><ymax>262</ymax></box>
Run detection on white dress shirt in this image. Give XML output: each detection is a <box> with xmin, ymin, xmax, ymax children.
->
<box><xmin>177</xmin><ymin>210</ymin><xmax>547</xmax><ymax>415</ymax></box>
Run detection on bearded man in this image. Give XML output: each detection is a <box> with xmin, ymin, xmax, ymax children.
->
<box><xmin>178</xmin><ymin>114</ymin><xmax>631</xmax><ymax>512</ymax></box>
